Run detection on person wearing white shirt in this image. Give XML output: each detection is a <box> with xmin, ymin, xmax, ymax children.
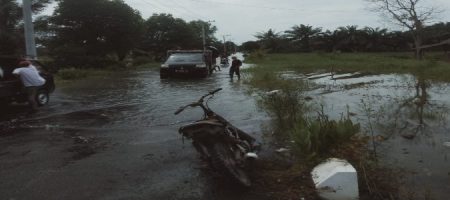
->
<box><xmin>12</xmin><ymin>60</ymin><xmax>46</xmax><ymax>112</ymax></box>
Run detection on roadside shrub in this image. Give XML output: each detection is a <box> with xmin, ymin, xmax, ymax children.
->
<box><xmin>57</xmin><ymin>68</ymin><xmax>89</xmax><ymax>80</ymax></box>
<box><xmin>290</xmin><ymin>111</ymin><xmax>360</xmax><ymax>160</ymax></box>
<box><xmin>247</xmin><ymin>49</ymin><xmax>267</xmax><ymax>61</ymax></box>
<box><xmin>257</xmin><ymin>74</ymin><xmax>360</xmax><ymax>160</ymax></box>
<box><xmin>132</xmin><ymin>56</ymin><xmax>154</xmax><ymax>66</ymax></box>
<box><xmin>260</xmin><ymin>79</ymin><xmax>309</xmax><ymax>137</ymax></box>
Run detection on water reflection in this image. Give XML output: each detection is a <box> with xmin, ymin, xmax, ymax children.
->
<box><xmin>300</xmin><ymin>71</ymin><xmax>450</xmax><ymax>199</ymax></box>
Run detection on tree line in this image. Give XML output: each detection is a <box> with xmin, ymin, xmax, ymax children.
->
<box><xmin>240</xmin><ymin>23</ymin><xmax>450</xmax><ymax>54</ymax></box>
<box><xmin>1</xmin><ymin>0</ymin><xmax>224</xmax><ymax>68</ymax></box>
<box><xmin>1</xmin><ymin>0</ymin><xmax>449</xmax><ymax>69</ymax></box>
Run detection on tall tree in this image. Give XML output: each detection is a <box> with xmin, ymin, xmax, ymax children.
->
<box><xmin>240</xmin><ymin>41</ymin><xmax>260</xmax><ymax>53</ymax></box>
<box><xmin>285</xmin><ymin>24</ymin><xmax>322</xmax><ymax>52</ymax></box>
<box><xmin>366</xmin><ymin>0</ymin><xmax>441</xmax><ymax>59</ymax></box>
<box><xmin>336</xmin><ymin>25</ymin><xmax>366</xmax><ymax>52</ymax></box>
<box><xmin>50</xmin><ymin>0</ymin><xmax>144</xmax><ymax>67</ymax></box>
<box><xmin>141</xmin><ymin>13</ymin><xmax>194</xmax><ymax>60</ymax></box>
<box><xmin>188</xmin><ymin>20</ymin><xmax>218</xmax><ymax>49</ymax></box>
<box><xmin>0</xmin><ymin>0</ymin><xmax>21</xmax><ymax>55</ymax></box>
<box><xmin>0</xmin><ymin>0</ymin><xmax>52</xmax><ymax>55</ymax></box>
<box><xmin>384</xmin><ymin>31</ymin><xmax>409</xmax><ymax>51</ymax></box>
<box><xmin>255</xmin><ymin>29</ymin><xmax>283</xmax><ymax>53</ymax></box>
<box><xmin>362</xmin><ymin>27</ymin><xmax>388</xmax><ymax>51</ymax></box>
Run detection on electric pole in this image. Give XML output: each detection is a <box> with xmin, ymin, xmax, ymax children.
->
<box><xmin>22</xmin><ymin>0</ymin><xmax>37</xmax><ymax>59</ymax></box>
<box><xmin>202</xmin><ymin>20</ymin><xmax>214</xmax><ymax>52</ymax></box>
<box><xmin>222</xmin><ymin>34</ymin><xmax>230</xmax><ymax>56</ymax></box>
<box><xmin>202</xmin><ymin>25</ymin><xmax>206</xmax><ymax>52</ymax></box>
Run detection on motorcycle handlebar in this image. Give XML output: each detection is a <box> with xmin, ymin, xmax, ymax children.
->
<box><xmin>174</xmin><ymin>88</ymin><xmax>222</xmax><ymax>115</ymax></box>
<box><xmin>174</xmin><ymin>106</ymin><xmax>185</xmax><ymax>115</ymax></box>
<box><xmin>209</xmin><ymin>88</ymin><xmax>222</xmax><ymax>95</ymax></box>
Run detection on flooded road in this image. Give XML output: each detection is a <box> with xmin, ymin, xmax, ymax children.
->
<box><xmin>2</xmin><ymin>59</ymin><xmax>450</xmax><ymax>199</ymax></box>
<box><xmin>0</xmin><ymin>58</ymin><xmax>270</xmax><ymax>200</ymax></box>
<box><xmin>298</xmin><ymin>72</ymin><xmax>450</xmax><ymax>199</ymax></box>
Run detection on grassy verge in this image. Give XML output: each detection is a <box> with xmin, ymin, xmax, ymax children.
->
<box><xmin>55</xmin><ymin>62</ymin><xmax>159</xmax><ymax>83</ymax></box>
<box><xmin>244</xmin><ymin>52</ymin><xmax>450</xmax><ymax>83</ymax></box>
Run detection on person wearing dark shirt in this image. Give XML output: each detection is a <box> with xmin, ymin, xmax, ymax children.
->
<box><xmin>229</xmin><ymin>56</ymin><xmax>242</xmax><ymax>79</ymax></box>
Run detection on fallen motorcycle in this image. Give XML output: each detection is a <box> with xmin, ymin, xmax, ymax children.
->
<box><xmin>175</xmin><ymin>88</ymin><xmax>257</xmax><ymax>187</ymax></box>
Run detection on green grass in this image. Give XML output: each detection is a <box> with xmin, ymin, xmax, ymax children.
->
<box><xmin>55</xmin><ymin>62</ymin><xmax>159</xmax><ymax>82</ymax></box>
<box><xmin>290</xmin><ymin>111</ymin><xmax>361</xmax><ymax>160</ymax></box>
<box><xmin>258</xmin><ymin>79</ymin><xmax>360</xmax><ymax>160</ymax></box>
<box><xmin>244</xmin><ymin>52</ymin><xmax>450</xmax><ymax>83</ymax></box>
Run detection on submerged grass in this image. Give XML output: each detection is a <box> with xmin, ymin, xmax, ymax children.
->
<box><xmin>243</xmin><ymin>52</ymin><xmax>413</xmax><ymax>199</ymax></box>
<box><xmin>253</xmin><ymin>77</ymin><xmax>400</xmax><ymax>198</ymax></box>
<box><xmin>258</xmin><ymin>81</ymin><xmax>361</xmax><ymax>161</ymax></box>
<box><xmin>244</xmin><ymin>52</ymin><xmax>450</xmax><ymax>82</ymax></box>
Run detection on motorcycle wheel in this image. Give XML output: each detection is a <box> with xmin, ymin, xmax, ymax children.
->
<box><xmin>210</xmin><ymin>143</ymin><xmax>251</xmax><ymax>187</ymax></box>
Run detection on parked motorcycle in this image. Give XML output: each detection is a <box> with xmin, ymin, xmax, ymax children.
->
<box><xmin>175</xmin><ymin>88</ymin><xmax>257</xmax><ymax>187</ymax></box>
<box><xmin>220</xmin><ymin>57</ymin><xmax>229</xmax><ymax>67</ymax></box>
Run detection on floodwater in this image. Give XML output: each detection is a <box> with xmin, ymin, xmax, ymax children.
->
<box><xmin>288</xmin><ymin>71</ymin><xmax>450</xmax><ymax>199</ymax></box>
<box><xmin>2</xmin><ymin>57</ymin><xmax>449</xmax><ymax>199</ymax></box>
<box><xmin>0</xmin><ymin>55</ymin><xmax>271</xmax><ymax>200</ymax></box>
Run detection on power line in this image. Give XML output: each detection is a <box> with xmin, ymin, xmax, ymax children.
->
<box><xmin>152</xmin><ymin>0</ymin><xmax>197</xmax><ymax>18</ymax></box>
<box><xmin>170</xmin><ymin>0</ymin><xmax>206</xmax><ymax>20</ymax></box>
<box><xmin>185</xmin><ymin>0</ymin><xmax>306</xmax><ymax>12</ymax></box>
<box><xmin>137</xmin><ymin>0</ymin><xmax>204</xmax><ymax>20</ymax></box>
<box><xmin>134</xmin><ymin>0</ymin><xmax>165</xmax><ymax>13</ymax></box>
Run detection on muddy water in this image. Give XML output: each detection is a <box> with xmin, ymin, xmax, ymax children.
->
<box><xmin>0</xmin><ymin>56</ymin><xmax>270</xmax><ymax>200</ymax></box>
<box><xmin>294</xmin><ymin>72</ymin><xmax>450</xmax><ymax>199</ymax></box>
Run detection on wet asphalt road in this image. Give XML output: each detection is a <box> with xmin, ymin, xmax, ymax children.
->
<box><xmin>0</xmin><ymin>60</ymin><xmax>270</xmax><ymax>200</ymax></box>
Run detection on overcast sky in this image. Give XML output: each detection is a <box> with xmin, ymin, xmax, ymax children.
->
<box><xmin>42</xmin><ymin>0</ymin><xmax>450</xmax><ymax>44</ymax></box>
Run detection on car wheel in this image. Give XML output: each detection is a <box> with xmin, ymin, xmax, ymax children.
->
<box><xmin>36</xmin><ymin>90</ymin><xmax>49</xmax><ymax>106</ymax></box>
<box><xmin>0</xmin><ymin>98</ymin><xmax>10</xmax><ymax>107</ymax></box>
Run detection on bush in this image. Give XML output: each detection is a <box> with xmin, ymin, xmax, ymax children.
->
<box><xmin>291</xmin><ymin>111</ymin><xmax>360</xmax><ymax>160</ymax></box>
<box><xmin>132</xmin><ymin>56</ymin><xmax>154</xmax><ymax>66</ymax></box>
<box><xmin>57</xmin><ymin>68</ymin><xmax>89</xmax><ymax>80</ymax></box>
<box><xmin>260</xmin><ymin>80</ymin><xmax>309</xmax><ymax>136</ymax></box>
<box><xmin>247</xmin><ymin>49</ymin><xmax>268</xmax><ymax>61</ymax></box>
<box><xmin>257</xmin><ymin>75</ymin><xmax>360</xmax><ymax>160</ymax></box>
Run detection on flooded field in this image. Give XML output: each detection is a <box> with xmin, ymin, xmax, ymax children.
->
<box><xmin>287</xmin><ymin>71</ymin><xmax>450</xmax><ymax>199</ymax></box>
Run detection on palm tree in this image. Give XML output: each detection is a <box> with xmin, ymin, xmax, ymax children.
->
<box><xmin>284</xmin><ymin>24</ymin><xmax>322</xmax><ymax>52</ymax></box>
<box><xmin>362</xmin><ymin>27</ymin><xmax>388</xmax><ymax>51</ymax></box>
<box><xmin>384</xmin><ymin>31</ymin><xmax>410</xmax><ymax>52</ymax></box>
<box><xmin>334</xmin><ymin>25</ymin><xmax>365</xmax><ymax>52</ymax></box>
<box><xmin>255</xmin><ymin>29</ymin><xmax>283</xmax><ymax>53</ymax></box>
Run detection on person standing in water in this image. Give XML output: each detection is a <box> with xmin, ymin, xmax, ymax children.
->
<box><xmin>229</xmin><ymin>56</ymin><xmax>242</xmax><ymax>79</ymax></box>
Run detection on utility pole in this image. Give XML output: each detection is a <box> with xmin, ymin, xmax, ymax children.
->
<box><xmin>222</xmin><ymin>34</ymin><xmax>230</xmax><ymax>56</ymax></box>
<box><xmin>202</xmin><ymin>25</ymin><xmax>206</xmax><ymax>52</ymax></box>
<box><xmin>22</xmin><ymin>0</ymin><xmax>37</xmax><ymax>59</ymax></box>
<box><xmin>202</xmin><ymin>20</ymin><xmax>214</xmax><ymax>52</ymax></box>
